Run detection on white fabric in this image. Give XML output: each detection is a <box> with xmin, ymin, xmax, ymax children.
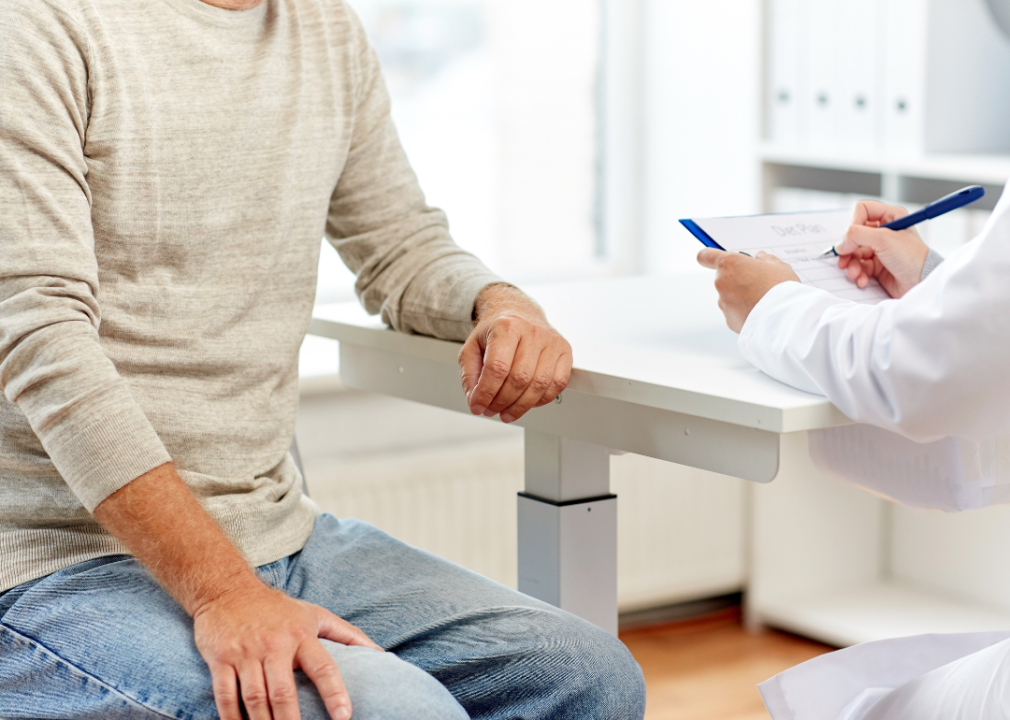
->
<box><xmin>759</xmin><ymin>632</ymin><xmax>1010</xmax><ymax>720</ymax></box>
<box><xmin>806</xmin><ymin>424</ymin><xmax>1010</xmax><ymax>511</ymax></box>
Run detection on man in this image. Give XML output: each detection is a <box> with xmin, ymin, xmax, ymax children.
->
<box><xmin>699</xmin><ymin>190</ymin><xmax>1010</xmax><ymax>717</ymax></box>
<box><xmin>0</xmin><ymin>0</ymin><xmax>646</xmax><ymax>718</ymax></box>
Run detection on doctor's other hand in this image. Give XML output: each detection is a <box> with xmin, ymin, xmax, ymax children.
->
<box><xmin>697</xmin><ymin>248</ymin><xmax>800</xmax><ymax>333</ymax></box>
<box><xmin>836</xmin><ymin>200</ymin><xmax>930</xmax><ymax>299</ymax></box>
<box><xmin>460</xmin><ymin>283</ymin><xmax>573</xmax><ymax>424</ymax></box>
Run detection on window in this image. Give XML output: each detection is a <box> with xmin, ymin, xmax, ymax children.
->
<box><xmin>304</xmin><ymin>0</ymin><xmax>604</xmax><ymax>378</ymax></box>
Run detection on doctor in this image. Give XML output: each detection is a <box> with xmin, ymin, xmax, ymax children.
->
<box><xmin>697</xmin><ymin>186</ymin><xmax>1010</xmax><ymax>719</ymax></box>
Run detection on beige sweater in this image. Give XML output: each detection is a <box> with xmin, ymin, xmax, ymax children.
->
<box><xmin>0</xmin><ymin>0</ymin><xmax>502</xmax><ymax>592</ymax></box>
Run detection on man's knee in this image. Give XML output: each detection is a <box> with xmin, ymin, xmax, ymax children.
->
<box><xmin>550</xmin><ymin>614</ymin><xmax>646</xmax><ymax>720</ymax></box>
<box><xmin>297</xmin><ymin>642</ymin><xmax>468</xmax><ymax>720</ymax></box>
<box><xmin>494</xmin><ymin>607</ymin><xmax>646</xmax><ymax>720</ymax></box>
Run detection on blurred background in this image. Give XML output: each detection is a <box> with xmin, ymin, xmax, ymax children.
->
<box><xmin>298</xmin><ymin>1</ymin><xmax>1010</xmax><ymax>716</ymax></box>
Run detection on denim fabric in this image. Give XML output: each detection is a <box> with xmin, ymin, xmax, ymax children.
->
<box><xmin>0</xmin><ymin>513</ymin><xmax>645</xmax><ymax>719</ymax></box>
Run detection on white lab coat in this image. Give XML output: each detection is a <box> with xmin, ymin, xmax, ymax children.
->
<box><xmin>739</xmin><ymin>183</ymin><xmax>1010</xmax><ymax>445</ymax></box>
<box><xmin>738</xmin><ymin>182</ymin><xmax>1010</xmax><ymax>719</ymax></box>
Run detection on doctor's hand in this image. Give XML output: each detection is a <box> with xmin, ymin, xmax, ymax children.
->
<box><xmin>836</xmin><ymin>200</ymin><xmax>930</xmax><ymax>298</ymax></box>
<box><xmin>697</xmin><ymin>248</ymin><xmax>800</xmax><ymax>333</ymax></box>
<box><xmin>460</xmin><ymin>284</ymin><xmax>572</xmax><ymax>424</ymax></box>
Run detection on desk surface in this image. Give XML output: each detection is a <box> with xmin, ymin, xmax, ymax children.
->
<box><xmin>311</xmin><ymin>274</ymin><xmax>851</xmax><ymax>434</ymax></box>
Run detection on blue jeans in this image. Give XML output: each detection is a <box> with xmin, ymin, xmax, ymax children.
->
<box><xmin>0</xmin><ymin>513</ymin><xmax>645</xmax><ymax>719</ymax></box>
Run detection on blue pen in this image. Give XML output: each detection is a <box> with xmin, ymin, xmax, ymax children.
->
<box><xmin>818</xmin><ymin>185</ymin><xmax>986</xmax><ymax>258</ymax></box>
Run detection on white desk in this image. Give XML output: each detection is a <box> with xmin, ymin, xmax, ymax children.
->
<box><xmin>309</xmin><ymin>274</ymin><xmax>850</xmax><ymax>634</ymax></box>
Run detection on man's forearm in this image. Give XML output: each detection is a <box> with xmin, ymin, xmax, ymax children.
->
<box><xmin>93</xmin><ymin>462</ymin><xmax>260</xmax><ymax>615</ymax></box>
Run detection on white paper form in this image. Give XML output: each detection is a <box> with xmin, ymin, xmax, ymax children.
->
<box><xmin>692</xmin><ymin>210</ymin><xmax>889</xmax><ymax>304</ymax></box>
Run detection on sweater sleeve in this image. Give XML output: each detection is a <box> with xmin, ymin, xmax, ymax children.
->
<box><xmin>0</xmin><ymin>1</ymin><xmax>171</xmax><ymax>512</ymax></box>
<box><xmin>324</xmin><ymin>5</ymin><xmax>506</xmax><ymax>342</ymax></box>
<box><xmin>737</xmin><ymin>186</ymin><xmax>1010</xmax><ymax>443</ymax></box>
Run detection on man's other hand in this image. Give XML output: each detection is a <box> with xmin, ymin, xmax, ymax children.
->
<box><xmin>194</xmin><ymin>579</ymin><xmax>382</xmax><ymax>720</ymax></box>
<box><xmin>835</xmin><ymin>200</ymin><xmax>930</xmax><ymax>299</ymax></box>
<box><xmin>697</xmin><ymin>249</ymin><xmax>800</xmax><ymax>333</ymax></box>
<box><xmin>460</xmin><ymin>284</ymin><xmax>572</xmax><ymax>423</ymax></box>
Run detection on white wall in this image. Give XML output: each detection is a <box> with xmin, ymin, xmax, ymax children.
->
<box><xmin>640</xmin><ymin>0</ymin><xmax>762</xmax><ymax>274</ymax></box>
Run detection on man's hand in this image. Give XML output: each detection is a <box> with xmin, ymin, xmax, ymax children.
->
<box><xmin>836</xmin><ymin>200</ymin><xmax>930</xmax><ymax>298</ymax></box>
<box><xmin>194</xmin><ymin>580</ymin><xmax>380</xmax><ymax>720</ymax></box>
<box><xmin>460</xmin><ymin>284</ymin><xmax>572</xmax><ymax>423</ymax></box>
<box><xmin>94</xmin><ymin>464</ymin><xmax>381</xmax><ymax>720</ymax></box>
<box><xmin>697</xmin><ymin>249</ymin><xmax>800</xmax><ymax>333</ymax></box>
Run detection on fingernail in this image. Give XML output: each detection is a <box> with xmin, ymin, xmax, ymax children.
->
<box><xmin>471</xmin><ymin>404</ymin><xmax>486</xmax><ymax>416</ymax></box>
<box><xmin>332</xmin><ymin>707</ymin><xmax>351</xmax><ymax>720</ymax></box>
<box><xmin>482</xmin><ymin>409</ymin><xmax>496</xmax><ymax>418</ymax></box>
<box><xmin>500</xmin><ymin>413</ymin><xmax>515</xmax><ymax>423</ymax></box>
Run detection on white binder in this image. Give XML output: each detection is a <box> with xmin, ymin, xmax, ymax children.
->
<box><xmin>805</xmin><ymin>0</ymin><xmax>844</xmax><ymax>152</ymax></box>
<box><xmin>767</xmin><ymin>0</ymin><xmax>806</xmax><ymax>147</ymax></box>
<box><xmin>840</xmin><ymin>0</ymin><xmax>883</xmax><ymax>154</ymax></box>
<box><xmin>883</xmin><ymin>0</ymin><xmax>929</xmax><ymax>156</ymax></box>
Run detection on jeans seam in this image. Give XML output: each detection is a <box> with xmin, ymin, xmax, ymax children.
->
<box><xmin>0</xmin><ymin>622</ymin><xmax>179</xmax><ymax>720</ymax></box>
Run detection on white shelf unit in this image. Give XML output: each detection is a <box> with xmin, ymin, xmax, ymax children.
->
<box><xmin>757</xmin><ymin>582</ymin><xmax>1010</xmax><ymax>649</ymax></box>
<box><xmin>749</xmin><ymin>429</ymin><xmax>1010</xmax><ymax>648</ymax></box>
<box><xmin>759</xmin><ymin>145</ymin><xmax>1010</xmax><ymax>214</ymax></box>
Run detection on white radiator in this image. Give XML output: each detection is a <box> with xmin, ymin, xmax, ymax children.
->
<box><xmin>301</xmin><ymin>426</ymin><xmax>747</xmax><ymax>611</ymax></box>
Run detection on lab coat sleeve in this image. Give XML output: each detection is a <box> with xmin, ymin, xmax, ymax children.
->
<box><xmin>738</xmin><ymin>187</ymin><xmax>1010</xmax><ymax>443</ymax></box>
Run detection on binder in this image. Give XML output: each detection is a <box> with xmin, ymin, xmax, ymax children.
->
<box><xmin>805</xmin><ymin>0</ymin><xmax>844</xmax><ymax>152</ymax></box>
<box><xmin>767</xmin><ymin>0</ymin><xmax>805</xmax><ymax>147</ymax></box>
<box><xmin>840</xmin><ymin>0</ymin><xmax>883</xmax><ymax>154</ymax></box>
<box><xmin>883</xmin><ymin>0</ymin><xmax>928</xmax><ymax>156</ymax></box>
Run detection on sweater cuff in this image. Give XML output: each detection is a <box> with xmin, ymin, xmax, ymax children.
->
<box><xmin>43</xmin><ymin>391</ymin><xmax>173</xmax><ymax>512</ymax></box>
<box><xmin>393</xmin><ymin>267</ymin><xmax>508</xmax><ymax>342</ymax></box>
<box><xmin>921</xmin><ymin>247</ymin><xmax>945</xmax><ymax>282</ymax></box>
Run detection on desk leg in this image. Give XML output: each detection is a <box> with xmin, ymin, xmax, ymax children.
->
<box><xmin>517</xmin><ymin>430</ymin><xmax>618</xmax><ymax>635</ymax></box>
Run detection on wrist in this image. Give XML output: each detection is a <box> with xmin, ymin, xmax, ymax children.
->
<box><xmin>190</xmin><ymin>566</ymin><xmax>265</xmax><ymax>618</ymax></box>
<box><xmin>472</xmin><ymin>283</ymin><xmax>543</xmax><ymax>325</ymax></box>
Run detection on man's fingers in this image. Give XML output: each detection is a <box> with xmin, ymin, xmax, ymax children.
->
<box><xmin>500</xmin><ymin>348</ymin><xmax>557</xmax><ymax>423</ymax></box>
<box><xmin>468</xmin><ymin>322</ymin><xmax>521</xmax><ymax>415</ymax></box>
<box><xmin>458</xmin><ymin>337</ymin><xmax>485</xmax><ymax>414</ymax></box>
<box><xmin>485</xmin><ymin>336</ymin><xmax>541</xmax><ymax>417</ymax></box>
<box><xmin>263</xmin><ymin>657</ymin><xmax>301</xmax><ymax>720</ymax></box>
<box><xmin>299</xmin><ymin>640</ymin><xmax>352</xmax><ymax>720</ymax></box>
<box><xmin>316</xmin><ymin>608</ymin><xmax>382</xmax><ymax>651</ymax></box>
<box><xmin>238</xmin><ymin>662</ymin><xmax>273</xmax><ymax>720</ymax></box>
<box><xmin>697</xmin><ymin>247</ymin><xmax>726</xmax><ymax>269</ymax></box>
<box><xmin>211</xmin><ymin>664</ymin><xmax>244</xmax><ymax>720</ymax></box>
<box><xmin>533</xmin><ymin>347</ymin><xmax>572</xmax><ymax>408</ymax></box>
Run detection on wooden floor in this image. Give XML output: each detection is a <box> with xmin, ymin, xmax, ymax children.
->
<box><xmin>620</xmin><ymin>609</ymin><xmax>834</xmax><ymax>720</ymax></box>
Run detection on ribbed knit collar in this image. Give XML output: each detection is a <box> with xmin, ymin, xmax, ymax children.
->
<box><xmin>158</xmin><ymin>0</ymin><xmax>270</xmax><ymax>32</ymax></box>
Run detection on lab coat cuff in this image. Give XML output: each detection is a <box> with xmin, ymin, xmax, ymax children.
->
<box><xmin>738</xmin><ymin>281</ymin><xmax>817</xmax><ymax>348</ymax></box>
<box><xmin>737</xmin><ymin>281</ymin><xmax>843</xmax><ymax>396</ymax></box>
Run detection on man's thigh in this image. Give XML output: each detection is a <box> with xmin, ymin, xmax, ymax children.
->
<box><xmin>0</xmin><ymin>556</ymin><xmax>215</xmax><ymax>720</ymax></box>
<box><xmin>0</xmin><ymin>555</ymin><xmax>467</xmax><ymax>720</ymax></box>
<box><xmin>287</xmin><ymin>514</ymin><xmax>646</xmax><ymax>720</ymax></box>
